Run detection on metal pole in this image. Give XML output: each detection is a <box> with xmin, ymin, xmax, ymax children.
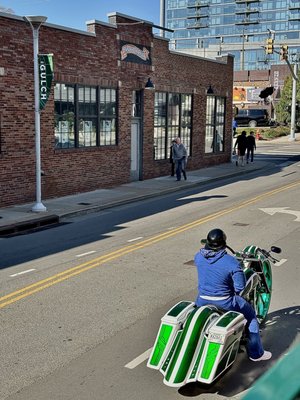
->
<box><xmin>290</xmin><ymin>63</ymin><xmax>297</xmax><ymax>142</ymax></box>
<box><xmin>24</xmin><ymin>16</ymin><xmax>47</xmax><ymax>212</ymax></box>
<box><xmin>160</xmin><ymin>0</ymin><xmax>165</xmax><ymax>38</ymax></box>
<box><xmin>32</xmin><ymin>26</ymin><xmax>46</xmax><ymax>212</ymax></box>
<box><xmin>241</xmin><ymin>34</ymin><xmax>245</xmax><ymax>71</ymax></box>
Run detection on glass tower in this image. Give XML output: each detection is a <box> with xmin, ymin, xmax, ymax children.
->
<box><xmin>163</xmin><ymin>0</ymin><xmax>300</xmax><ymax>70</ymax></box>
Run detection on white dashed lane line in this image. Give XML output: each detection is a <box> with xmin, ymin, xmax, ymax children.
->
<box><xmin>124</xmin><ymin>347</ymin><xmax>152</xmax><ymax>369</ymax></box>
<box><xmin>127</xmin><ymin>237</ymin><xmax>143</xmax><ymax>242</ymax></box>
<box><xmin>76</xmin><ymin>251</ymin><xmax>96</xmax><ymax>257</ymax></box>
<box><xmin>10</xmin><ymin>269</ymin><xmax>36</xmax><ymax>277</ymax></box>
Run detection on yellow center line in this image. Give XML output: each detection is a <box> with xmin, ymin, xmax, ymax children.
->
<box><xmin>1</xmin><ymin>179</ymin><xmax>300</xmax><ymax>309</ymax></box>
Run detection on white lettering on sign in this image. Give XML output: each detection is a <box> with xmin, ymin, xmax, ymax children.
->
<box><xmin>274</xmin><ymin>70</ymin><xmax>279</xmax><ymax>90</ymax></box>
<box><xmin>39</xmin><ymin>62</ymin><xmax>47</xmax><ymax>100</ymax></box>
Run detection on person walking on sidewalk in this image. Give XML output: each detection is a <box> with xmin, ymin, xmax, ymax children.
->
<box><xmin>246</xmin><ymin>131</ymin><xmax>256</xmax><ymax>163</ymax></box>
<box><xmin>169</xmin><ymin>139</ymin><xmax>176</xmax><ymax>176</ymax></box>
<box><xmin>234</xmin><ymin>130</ymin><xmax>247</xmax><ymax>166</ymax></box>
<box><xmin>172</xmin><ymin>137</ymin><xmax>187</xmax><ymax>181</ymax></box>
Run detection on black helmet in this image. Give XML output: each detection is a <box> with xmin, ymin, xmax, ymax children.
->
<box><xmin>206</xmin><ymin>228</ymin><xmax>227</xmax><ymax>251</ymax></box>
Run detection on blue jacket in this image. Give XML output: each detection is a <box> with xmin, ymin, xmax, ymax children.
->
<box><xmin>194</xmin><ymin>248</ymin><xmax>246</xmax><ymax>299</ymax></box>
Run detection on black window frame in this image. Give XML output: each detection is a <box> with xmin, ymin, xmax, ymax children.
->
<box><xmin>54</xmin><ymin>83</ymin><xmax>117</xmax><ymax>149</ymax></box>
<box><xmin>205</xmin><ymin>95</ymin><xmax>226</xmax><ymax>154</ymax></box>
<box><xmin>154</xmin><ymin>91</ymin><xmax>192</xmax><ymax>160</ymax></box>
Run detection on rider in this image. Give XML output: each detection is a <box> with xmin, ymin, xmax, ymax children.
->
<box><xmin>194</xmin><ymin>228</ymin><xmax>272</xmax><ymax>362</ymax></box>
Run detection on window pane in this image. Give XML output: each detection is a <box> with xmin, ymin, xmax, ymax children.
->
<box><xmin>54</xmin><ymin>83</ymin><xmax>75</xmax><ymax>148</ymax></box>
<box><xmin>154</xmin><ymin>92</ymin><xmax>192</xmax><ymax>160</ymax></box>
<box><xmin>78</xmin><ymin>118</ymin><xmax>97</xmax><ymax>147</ymax></box>
<box><xmin>180</xmin><ymin>94</ymin><xmax>192</xmax><ymax>156</ymax></box>
<box><xmin>154</xmin><ymin>92</ymin><xmax>167</xmax><ymax>160</ymax></box>
<box><xmin>99</xmin><ymin>88</ymin><xmax>117</xmax><ymax>146</ymax></box>
<box><xmin>205</xmin><ymin>95</ymin><xmax>225</xmax><ymax>154</ymax></box>
<box><xmin>100</xmin><ymin>118</ymin><xmax>116</xmax><ymax>145</ymax></box>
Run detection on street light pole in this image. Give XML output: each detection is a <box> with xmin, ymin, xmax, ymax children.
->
<box><xmin>290</xmin><ymin>62</ymin><xmax>297</xmax><ymax>142</ymax></box>
<box><xmin>24</xmin><ymin>16</ymin><xmax>47</xmax><ymax>212</ymax></box>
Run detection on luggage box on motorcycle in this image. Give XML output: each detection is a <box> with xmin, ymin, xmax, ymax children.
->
<box><xmin>147</xmin><ymin>301</ymin><xmax>195</xmax><ymax>370</ymax></box>
<box><xmin>193</xmin><ymin>310</ymin><xmax>246</xmax><ymax>384</ymax></box>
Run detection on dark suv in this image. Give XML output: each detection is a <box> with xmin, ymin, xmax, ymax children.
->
<box><xmin>235</xmin><ymin>109</ymin><xmax>270</xmax><ymax>127</ymax></box>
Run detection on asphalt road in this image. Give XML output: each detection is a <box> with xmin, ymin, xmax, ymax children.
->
<box><xmin>1</xmin><ymin>144</ymin><xmax>300</xmax><ymax>400</ymax></box>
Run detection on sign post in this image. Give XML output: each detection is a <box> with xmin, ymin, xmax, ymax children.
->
<box><xmin>24</xmin><ymin>16</ymin><xmax>48</xmax><ymax>212</ymax></box>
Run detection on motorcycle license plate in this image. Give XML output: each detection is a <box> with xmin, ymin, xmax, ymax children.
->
<box><xmin>208</xmin><ymin>332</ymin><xmax>225</xmax><ymax>344</ymax></box>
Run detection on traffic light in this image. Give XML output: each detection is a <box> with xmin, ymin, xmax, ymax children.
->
<box><xmin>265</xmin><ymin>38</ymin><xmax>274</xmax><ymax>54</ymax></box>
<box><xmin>280</xmin><ymin>45</ymin><xmax>288</xmax><ymax>61</ymax></box>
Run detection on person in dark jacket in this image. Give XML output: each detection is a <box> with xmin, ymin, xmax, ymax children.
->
<box><xmin>246</xmin><ymin>131</ymin><xmax>256</xmax><ymax>163</ymax></box>
<box><xmin>194</xmin><ymin>228</ymin><xmax>272</xmax><ymax>362</ymax></box>
<box><xmin>172</xmin><ymin>137</ymin><xmax>187</xmax><ymax>181</ymax></box>
<box><xmin>169</xmin><ymin>140</ymin><xmax>176</xmax><ymax>176</ymax></box>
<box><xmin>234</xmin><ymin>130</ymin><xmax>247</xmax><ymax>166</ymax></box>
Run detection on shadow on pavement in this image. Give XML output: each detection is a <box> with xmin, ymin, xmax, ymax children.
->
<box><xmin>0</xmin><ymin>194</ymin><xmax>228</xmax><ymax>269</ymax></box>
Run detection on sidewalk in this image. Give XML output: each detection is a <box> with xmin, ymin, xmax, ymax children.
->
<box><xmin>0</xmin><ymin>159</ymin><xmax>273</xmax><ymax>236</ymax></box>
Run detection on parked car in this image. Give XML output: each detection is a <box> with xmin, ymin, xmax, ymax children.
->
<box><xmin>235</xmin><ymin>109</ymin><xmax>270</xmax><ymax>127</ymax></box>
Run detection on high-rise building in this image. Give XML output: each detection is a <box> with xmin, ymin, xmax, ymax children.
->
<box><xmin>162</xmin><ymin>0</ymin><xmax>300</xmax><ymax>71</ymax></box>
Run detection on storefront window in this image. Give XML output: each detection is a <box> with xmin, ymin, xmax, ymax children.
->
<box><xmin>154</xmin><ymin>92</ymin><xmax>192</xmax><ymax>160</ymax></box>
<box><xmin>78</xmin><ymin>86</ymin><xmax>97</xmax><ymax>147</ymax></box>
<box><xmin>100</xmin><ymin>88</ymin><xmax>117</xmax><ymax>146</ymax></box>
<box><xmin>54</xmin><ymin>84</ymin><xmax>75</xmax><ymax>148</ymax></box>
<box><xmin>205</xmin><ymin>95</ymin><xmax>225</xmax><ymax>154</ymax></box>
<box><xmin>54</xmin><ymin>83</ymin><xmax>117</xmax><ymax>149</ymax></box>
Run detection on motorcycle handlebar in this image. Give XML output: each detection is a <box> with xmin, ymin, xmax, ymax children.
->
<box><xmin>202</xmin><ymin>242</ymin><xmax>281</xmax><ymax>264</ymax></box>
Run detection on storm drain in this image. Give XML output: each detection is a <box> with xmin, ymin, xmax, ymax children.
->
<box><xmin>0</xmin><ymin>215</ymin><xmax>60</xmax><ymax>237</ymax></box>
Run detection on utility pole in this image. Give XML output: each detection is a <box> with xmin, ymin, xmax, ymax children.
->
<box><xmin>290</xmin><ymin>62</ymin><xmax>297</xmax><ymax>141</ymax></box>
<box><xmin>280</xmin><ymin>46</ymin><xmax>298</xmax><ymax>141</ymax></box>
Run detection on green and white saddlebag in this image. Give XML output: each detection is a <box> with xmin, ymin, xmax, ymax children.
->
<box><xmin>162</xmin><ymin>305</ymin><xmax>221</xmax><ymax>387</ymax></box>
<box><xmin>147</xmin><ymin>301</ymin><xmax>195</xmax><ymax>370</ymax></box>
<box><xmin>196</xmin><ymin>311</ymin><xmax>246</xmax><ymax>384</ymax></box>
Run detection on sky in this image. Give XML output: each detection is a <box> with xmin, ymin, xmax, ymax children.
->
<box><xmin>0</xmin><ymin>0</ymin><xmax>161</xmax><ymax>31</ymax></box>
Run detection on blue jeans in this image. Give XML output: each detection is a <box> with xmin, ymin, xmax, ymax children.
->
<box><xmin>175</xmin><ymin>157</ymin><xmax>186</xmax><ymax>181</ymax></box>
<box><xmin>196</xmin><ymin>295</ymin><xmax>264</xmax><ymax>359</ymax></box>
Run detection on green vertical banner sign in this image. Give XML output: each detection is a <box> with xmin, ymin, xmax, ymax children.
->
<box><xmin>38</xmin><ymin>54</ymin><xmax>54</xmax><ymax>110</ymax></box>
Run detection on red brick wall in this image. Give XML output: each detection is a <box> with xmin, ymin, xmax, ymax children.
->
<box><xmin>0</xmin><ymin>13</ymin><xmax>233</xmax><ymax>206</ymax></box>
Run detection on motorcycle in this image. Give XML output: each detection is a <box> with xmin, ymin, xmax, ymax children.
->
<box><xmin>147</xmin><ymin>244</ymin><xmax>281</xmax><ymax>387</ymax></box>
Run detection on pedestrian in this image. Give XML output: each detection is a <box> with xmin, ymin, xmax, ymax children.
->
<box><xmin>194</xmin><ymin>228</ymin><xmax>272</xmax><ymax>362</ymax></box>
<box><xmin>232</xmin><ymin>119</ymin><xmax>238</xmax><ymax>137</ymax></box>
<box><xmin>169</xmin><ymin>139</ymin><xmax>176</xmax><ymax>176</ymax></box>
<box><xmin>234</xmin><ymin>130</ymin><xmax>247</xmax><ymax>166</ymax></box>
<box><xmin>172</xmin><ymin>137</ymin><xmax>187</xmax><ymax>181</ymax></box>
<box><xmin>246</xmin><ymin>131</ymin><xmax>256</xmax><ymax>163</ymax></box>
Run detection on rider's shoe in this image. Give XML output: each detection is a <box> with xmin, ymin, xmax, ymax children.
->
<box><xmin>249</xmin><ymin>351</ymin><xmax>272</xmax><ymax>362</ymax></box>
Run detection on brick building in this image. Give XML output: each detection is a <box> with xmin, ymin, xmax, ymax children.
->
<box><xmin>0</xmin><ymin>11</ymin><xmax>234</xmax><ymax>207</ymax></box>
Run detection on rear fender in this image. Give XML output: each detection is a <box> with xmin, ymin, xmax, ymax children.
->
<box><xmin>163</xmin><ymin>305</ymin><xmax>220</xmax><ymax>387</ymax></box>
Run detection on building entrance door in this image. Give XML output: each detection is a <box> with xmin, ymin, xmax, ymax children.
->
<box><xmin>130</xmin><ymin>119</ymin><xmax>141</xmax><ymax>181</ymax></box>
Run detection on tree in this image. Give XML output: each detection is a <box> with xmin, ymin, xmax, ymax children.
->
<box><xmin>0</xmin><ymin>5</ymin><xmax>15</xmax><ymax>13</ymax></box>
<box><xmin>275</xmin><ymin>69</ymin><xmax>300</xmax><ymax>126</ymax></box>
